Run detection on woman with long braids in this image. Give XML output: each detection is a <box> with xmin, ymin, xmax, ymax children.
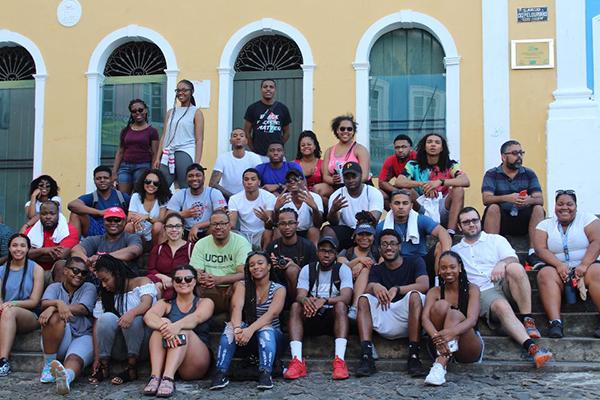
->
<box><xmin>88</xmin><ymin>255</ymin><xmax>156</xmax><ymax>385</ymax></box>
<box><xmin>154</xmin><ymin>80</ymin><xmax>205</xmax><ymax>188</ymax></box>
<box><xmin>0</xmin><ymin>234</ymin><xmax>44</xmax><ymax>376</ymax></box>
<box><xmin>210</xmin><ymin>251</ymin><xmax>286</xmax><ymax>391</ymax></box>
<box><xmin>142</xmin><ymin>265</ymin><xmax>213</xmax><ymax>397</ymax></box>
<box><xmin>421</xmin><ymin>251</ymin><xmax>483</xmax><ymax>386</ymax></box>
<box><xmin>112</xmin><ymin>99</ymin><xmax>159</xmax><ymax>194</ymax></box>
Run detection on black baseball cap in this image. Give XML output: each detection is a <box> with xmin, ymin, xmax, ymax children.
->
<box><xmin>318</xmin><ymin>236</ymin><xmax>339</xmax><ymax>249</ymax></box>
<box><xmin>342</xmin><ymin>161</ymin><xmax>362</xmax><ymax>176</ymax></box>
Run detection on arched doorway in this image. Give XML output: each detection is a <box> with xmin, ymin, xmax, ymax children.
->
<box><xmin>232</xmin><ymin>35</ymin><xmax>303</xmax><ymax>160</ymax></box>
<box><xmin>100</xmin><ymin>41</ymin><xmax>167</xmax><ymax>166</ymax></box>
<box><xmin>0</xmin><ymin>45</ymin><xmax>35</xmax><ymax>229</ymax></box>
<box><xmin>368</xmin><ymin>28</ymin><xmax>446</xmax><ymax>175</ymax></box>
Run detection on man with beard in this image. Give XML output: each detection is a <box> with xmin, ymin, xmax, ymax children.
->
<box><xmin>25</xmin><ymin>200</ymin><xmax>79</xmax><ymax>282</ymax></box>
<box><xmin>378</xmin><ymin>134</ymin><xmax>416</xmax><ymax>209</ymax></box>
<box><xmin>482</xmin><ymin>140</ymin><xmax>545</xmax><ymax>267</ymax></box>
<box><xmin>209</xmin><ymin>128</ymin><xmax>262</xmax><ymax>199</ymax></box>
<box><xmin>256</xmin><ymin>141</ymin><xmax>304</xmax><ymax>195</ymax></box>
<box><xmin>243</xmin><ymin>79</ymin><xmax>292</xmax><ymax>160</ymax></box>
<box><xmin>452</xmin><ymin>207</ymin><xmax>553</xmax><ymax>368</ymax></box>
<box><xmin>325</xmin><ymin>162</ymin><xmax>383</xmax><ymax>250</ymax></box>
<box><xmin>166</xmin><ymin>163</ymin><xmax>227</xmax><ymax>242</ymax></box>
<box><xmin>355</xmin><ymin>229</ymin><xmax>428</xmax><ymax>377</ymax></box>
<box><xmin>266</xmin><ymin>207</ymin><xmax>318</xmax><ymax>302</ymax></box>
<box><xmin>68</xmin><ymin>166</ymin><xmax>130</xmax><ymax>237</ymax></box>
<box><xmin>284</xmin><ymin>236</ymin><xmax>353</xmax><ymax>381</ymax></box>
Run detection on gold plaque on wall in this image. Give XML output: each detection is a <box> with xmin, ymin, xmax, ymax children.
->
<box><xmin>511</xmin><ymin>39</ymin><xmax>554</xmax><ymax>69</ymax></box>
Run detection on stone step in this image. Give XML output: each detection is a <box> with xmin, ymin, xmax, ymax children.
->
<box><xmin>478</xmin><ymin>312</ymin><xmax>599</xmax><ymax>337</ymax></box>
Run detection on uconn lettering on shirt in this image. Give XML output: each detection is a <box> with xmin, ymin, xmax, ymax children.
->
<box><xmin>204</xmin><ymin>253</ymin><xmax>234</xmax><ymax>263</ymax></box>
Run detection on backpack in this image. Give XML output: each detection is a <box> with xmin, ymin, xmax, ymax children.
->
<box><xmin>307</xmin><ymin>261</ymin><xmax>342</xmax><ymax>298</ymax></box>
<box><xmin>92</xmin><ymin>189</ymin><xmax>127</xmax><ymax>210</ymax></box>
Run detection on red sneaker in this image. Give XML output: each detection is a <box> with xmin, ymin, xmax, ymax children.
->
<box><xmin>284</xmin><ymin>357</ymin><xmax>307</xmax><ymax>380</ymax></box>
<box><xmin>332</xmin><ymin>356</ymin><xmax>349</xmax><ymax>380</ymax></box>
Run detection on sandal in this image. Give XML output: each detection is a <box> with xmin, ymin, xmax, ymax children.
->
<box><xmin>156</xmin><ymin>376</ymin><xmax>175</xmax><ymax>398</ymax></box>
<box><xmin>111</xmin><ymin>364</ymin><xmax>138</xmax><ymax>385</ymax></box>
<box><xmin>88</xmin><ymin>360</ymin><xmax>110</xmax><ymax>384</ymax></box>
<box><xmin>143</xmin><ymin>375</ymin><xmax>162</xmax><ymax>396</ymax></box>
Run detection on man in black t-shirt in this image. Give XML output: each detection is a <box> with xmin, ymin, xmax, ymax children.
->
<box><xmin>355</xmin><ymin>229</ymin><xmax>429</xmax><ymax>377</ymax></box>
<box><xmin>243</xmin><ymin>79</ymin><xmax>292</xmax><ymax>158</ymax></box>
<box><xmin>266</xmin><ymin>208</ymin><xmax>317</xmax><ymax>302</ymax></box>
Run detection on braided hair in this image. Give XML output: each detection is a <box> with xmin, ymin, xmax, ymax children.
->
<box><xmin>96</xmin><ymin>255</ymin><xmax>137</xmax><ymax>316</ymax></box>
<box><xmin>438</xmin><ymin>250</ymin><xmax>470</xmax><ymax>317</ymax></box>
<box><xmin>242</xmin><ymin>251</ymin><xmax>274</xmax><ymax>324</ymax></box>
<box><xmin>1</xmin><ymin>234</ymin><xmax>32</xmax><ymax>301</ymax></box>
<box><xmin>164</xmin><ymin>80</ymin><xmax>195</xmax><ymax>149</ymax></box>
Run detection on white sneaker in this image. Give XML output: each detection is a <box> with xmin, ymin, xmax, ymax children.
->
<box><xmin>347</xmin><ymin>306</ymin><xmax>357</xmax><ymax>320</ymax></box>
<box><xmin>424</xmin><ymin>362</ymin><xmax>446</xmax><ymax>386</ymax></box>
<box><xmin>50</xmin><ymin>360</ymin><xmax>71</xmax><ymax>395</ymax></box>
<box><xmin>371</xmin><ymin>343</ymin><xmax>379</xmax><ymax>360</ymax></box>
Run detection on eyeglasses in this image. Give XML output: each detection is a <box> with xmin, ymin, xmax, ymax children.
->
<box><xmin>173</xmin><ymin>276</ymin><xmax>194</xmax><ymax>284</ymax></box>
<box><xmin>504</xmin><ymin>150</ymin><xmax>525</xmax><ymax>156</ymax></box>
<box><xmin>286</xmin><ymin>176</ymin><xmax>302</xmax><ymax>183</ymax></box>
<box><xmin>556</xmin><ymin>189</ymin><xmax>576</xmax><ymax>196</ymax></box>
<box><xmin>209</xmin><ymin>222</ymin><xmax>230</xmax><ymax>228</ymax></box>
<box><xmin>130</xmin><ymin>108</ymin><xmax>145</xmax><ymax>114</ymax></box>
<box><xmin>380</xmin><ymin>241</ymin><xmax>400</xmax><ymax>248</ymax></box>
<box><xmin>66</xmin><ymin>266</ymin><xmax>88</xmax><ymax>277</ymax></box>
<box><xmin>165</xmin><ymin>224</ymin><xmax>183</xmax><ymax>230</ymax></box>
<box><xmin>175</xmin><ymin>88</ymin><xmax>191</xmax><ymax>93</ymax></box>
<box><xmin>459</xmin><ymin>218</ymin><xmax>480</xmax><ymax>226</ymax></box>
<box><xmin>144</xmin><ymin>179</ymin><xmax>160</xmax><ymax>187</ymax></box>
<box><xmin>338</xmin><ymin>126</ymin><xmax>354</xmax><ymax>132</ymax></box>
<box><xmin>277</xmin><ymin>221</ymin><xmax>297</xmax><ymax>227</ymax></box>
<box><xmin>105</xmin><ymin>217</ymin><xmax>123</xmax><ymax>223</ymax></box>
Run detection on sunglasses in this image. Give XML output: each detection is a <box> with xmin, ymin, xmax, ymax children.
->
<box><xmin>130</xmin><ymin>108</ymin><xmax>145</xmax><ymax>114</ymax></box>
<box><xmin>173</xmin><ymin>276</ymin><xmax>194</xmax><ymax>284</ymax></box>
<box><xmin>144</xmin><ymin>179</ymin><xmax>160</xmax><ymax>187</ymax></box>
<box><xmin>556</xmin><ymin>189</ymin><xmax>576</xmax><ymax>196</ymax></box>
<box><xmin>105</xmin><ymin>217</ymin><xmax>123</xmax><ymax>223</ymax></box>
<box><xmin>459</xmin><ymin>218</ymin><xmax>480</xmax><ymax>226</ymax></box>
<box><xmin>66</xmin><ymin>266</ymin><xmax>88</xmax><ymax>277</ymax></box>
<box><xmin>175</xmin><ymin>88</ymin><xmax>191</xmax><ymax>93</ymax></box>
<box><xmin>338</xmin><ymin>126</ymin><xmax>354</xmax><ymax>132</ymax></box>
<box><xmin>286</xmin><ymin>176</ymin><xmax>302</xmax><ymax>183</ymax></box>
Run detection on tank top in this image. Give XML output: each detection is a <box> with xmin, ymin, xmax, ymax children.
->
<box><xmin>167</xmin><ymin>296</ymin><xmax>211</xmax><ymax>345</ymax></box>
<box><xmin>327</xmin><ymin>142</ymin><xmax>359</xmax><ymax>175</ymax></box>
<box><xmin>164</xmin><ymin>106</ymin><xmax>197</xmax><ymax>152</ymax></box>
<box><xmin>295</xmin><ymin>159</ymin><xmax>323</xmax><ymax>189</ymax></box>
<box><xmin>255</xmin><ymin>281</ymin><xmax>284</xmax><ymax>330</ymax></box>
<box><xmin>0</xmin><ymin>259</ymin><xmax>36</xmax><ymax>301</ymax></box>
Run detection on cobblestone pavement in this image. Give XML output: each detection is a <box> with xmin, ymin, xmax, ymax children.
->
<box><xmin>1</xmin><ymin>370</ymin><xmax>599</xmax><ymax>399</ymax></box>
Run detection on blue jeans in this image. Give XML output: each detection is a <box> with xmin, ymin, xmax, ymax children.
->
<box><xmin>215</xmin><ymin>322</ymin><xmax>283</xmax><ymax>375</ymax></box>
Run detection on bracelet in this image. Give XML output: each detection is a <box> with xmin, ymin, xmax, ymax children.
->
<box><xmin>11</xmin><ymin>300</ymin><xmax>17</xmax><ymax>306</ymax></box>
<box><xmin>298</xmin><ymin>296</ymin><xmax>308</xmax><ymax>305</ymax></box>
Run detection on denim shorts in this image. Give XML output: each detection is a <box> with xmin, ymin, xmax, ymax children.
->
<box><xmin>117</xmin><ymin>161</ymin><xmax>151</xmax><ymax>184</ymax></box>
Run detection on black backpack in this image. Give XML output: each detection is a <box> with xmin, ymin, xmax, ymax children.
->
<box><xmin>307</xmin><ymin>261</ymin><xmax>342</xmax><ymax>298</ymax></box>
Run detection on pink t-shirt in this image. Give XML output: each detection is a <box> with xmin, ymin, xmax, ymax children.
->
<box><xmin>120</xmin><ymin>125</ymin><xmax>159</xmax><ymax>163</ymax></box>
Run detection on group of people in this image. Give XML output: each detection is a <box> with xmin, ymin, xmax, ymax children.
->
<box><xmin>0</xmin><ymin>77</ymin><xmax>599</xmax><ymax>396</ymax></box>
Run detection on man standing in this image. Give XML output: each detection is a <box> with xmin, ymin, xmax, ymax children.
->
<box><xmin>68</xmin><ymin>166</ymin><xmax>130</xmax><ymax>237</ymax></box>
<box><xmin>326</xmin><ymin>162</ymin><xmax>384</xmax><ymax>250</ymax></box>
<box><xmin>209</xmin><ymin>128</ymin><xmax>262</xmax><ymax>199</ymax></box>
<box><xmin>284</xmin><ymin>236</ymin><xmax>353</xmax><ymax>381</ymax></box>
<box><xmin>256</xmin><ymin>141</ymin><xmax>304</xmax><ymax>195</ymax></box>
<box><xmin>244</xmin><ymin>79</ymin><xmax>292</xmax><ymax>160</ymax></box>
<box><xmin>166</xmin><ymin>163</ymin><xmax>227</xmax><ymax>241</ymax></box>
<box><xmin>355</xmin><ymin>229</ymin><xmax>429</xmax><ymax>377</ymax></box>
<box><xmin>378</xmin><ymin>135</ymin><xmax>416</xmax><ymax>208</ymax></box>
<box><xmin>189</xmin><ymin>210</ymin><xmax>252</xmax><ymax>313</ymax></box>
<box><xmin>452</xmin><ymin>207</ymin><xmax>553</xmax><ymax>368</ymax></box>
<box><xmin>482</xmin><ymin>140</ymin><xmax>545</xmax><ymax>266</ymax></box>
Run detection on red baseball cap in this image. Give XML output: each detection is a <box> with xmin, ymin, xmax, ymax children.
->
<box><xmin>103</xmin><ymin>207</ymin><xmax>126</xmax><ymax>220</ymax></box>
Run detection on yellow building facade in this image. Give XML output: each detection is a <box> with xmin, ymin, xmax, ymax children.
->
<box><xmin>3</xmin><ymin>0</ymin><xmax>591</xmax><ymax>228</ymax></box>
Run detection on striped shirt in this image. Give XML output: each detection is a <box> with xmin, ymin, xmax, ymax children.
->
<box><xmin>255</xmin><ymin>281</ymin><xmax>284</xmax><ymax>330</ymax></box>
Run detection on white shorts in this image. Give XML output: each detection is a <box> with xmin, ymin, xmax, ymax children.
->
<box><xmin>362</xmin><ymin>291</ymin><xmax>425</xmax><ymax>340</ymax></box>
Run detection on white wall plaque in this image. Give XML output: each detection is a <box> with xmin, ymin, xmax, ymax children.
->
<box><xmin>190</xmin><ymin>80</ymin><xmax>210</xmax><ymax>108</ymax></box>
<box><xmin>57</xmin><ymin>0</ymin><xmax>82</xmax><ymax>28</ymax></box>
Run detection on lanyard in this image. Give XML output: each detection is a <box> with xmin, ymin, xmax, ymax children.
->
<box><xmin>558</xmin><ymin>221</ymin><xmax>572</xmax><ymax>262</ymax></box>
<box><xmin>313</xmin><ymin>262</ymin><xmax>335</xmax><ymax>298</ymax></box>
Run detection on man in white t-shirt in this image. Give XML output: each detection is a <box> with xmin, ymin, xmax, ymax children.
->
<box><xmin>452</xmin><ymin>207</ymin><xmax>553</xmax><ymax>368</ymax></box>
<box><xmin>228</xmin><ymin>168</ymin><xmax>276</xmax><ymax>249</ymax></box>
<box><xmin>274</xmin><ymin>169</ymin><xmax>323</xmax><ymax>246</ymax></box>
<box><xmin>209</xmin><ymin>128</ymin><xmax>262</xmax><ymax>199</ymax></box>
<box><xmin>284</xmin><ymin>236</ymin><xmax>353</xmax><ymax>381</ymax></box>
<box><xmin>325</xmin><ymin>162</ymin><xmax>384</xmax><ymax>250</ymax></box>
<box><xmin>166</xmin><ymin>163</ymin><xmax>227</xmax><ymax>242</ymax></box>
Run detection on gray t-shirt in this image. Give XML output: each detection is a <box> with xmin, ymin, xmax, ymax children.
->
<box><xmin>42</xmin><ymin>282</ymin><xmax>97</xmax><ymax>337</ymax></box>
<box><xmin>166</xmin><ymin>187</ymin><xmax>227</xmax><ymax>230</ymax></box>
<box><xmin>79</xmin><ymin>232</ymin><xmax>142</xmax><ymax>269</ymax></box>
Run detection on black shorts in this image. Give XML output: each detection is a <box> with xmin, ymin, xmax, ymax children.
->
<box><xmin>483</xmin><ymin>205</ymin><xmax>533</xmax><ymax>236</ymax></box>
<box><xmin>302</xmin><ymin>307</ymin><xmax>336</xmax><ymax>336</ymax></box>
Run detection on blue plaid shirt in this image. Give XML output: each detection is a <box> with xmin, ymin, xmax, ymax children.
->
<box><xmin>481</xmin><ymin>166</ymin><xmax>542</xmax><ymax>211</ymax></box>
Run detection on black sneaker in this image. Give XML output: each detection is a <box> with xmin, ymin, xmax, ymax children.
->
<box><xmin>527</xmin><ymin>253</ymin><xmax>545</xmax><ymax>270</ymax></box>
<box><xmin>548</xmin><ymin>320</ymin><xmax>564</xmax><ymax>338</ymax></box>
<box><xmin>209</xmin><ymin>371</ymin><xmax>229</xmax><ymax>390</ymax></box>
<box><xmin>407</xmin><ymin>356</ymin><xmax>425</xmax><ymax>377</ymax></box>
<box><xmin>594</xmin><ymin>325</ymin><xmax>600</xmax><ymax>339</ymax></box>
<box><xmin>355</xmin><ymin>354</ymin><xmax>376</xmax><ymax>377</ymax></box>
<box><xmin>257</xmin><ymin>370</ymin><xmax>273</xmax><ymax>390</ymax></box>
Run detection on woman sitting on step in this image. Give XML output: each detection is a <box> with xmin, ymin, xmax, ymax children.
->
<box><xmin>209</xmin><ymin>251</ymin><xmax>286</xmax><ymax>391</ymax></box>
<box><xmin>421</xmin><ymin>251</ymin><xmax>484</xmax><ymax>386</ymax></box>
<box><xmin>88</xmin><ymin>255</ymin><xmax>156</xmax><ymax>386</ymax></box>
<box><xmin>142</xmin><ymin>264</ymin><xmax>213</xmax><ymax>397</ymax></box>
<box><xmin>0</xmin><ymin>234</ymin><xmax>44</xmax><ymax>377</ymax></box>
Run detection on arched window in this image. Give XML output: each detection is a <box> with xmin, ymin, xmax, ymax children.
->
<box><xmin>369</xmin><ymin>28</ymin><xmax>446</xmax><ymax>174</ymax></box>
<box><xmin>100</xmin><ymin>41</ymin><xmax>167</xmax><ymax>166</ymax></box>
<box><xmin>0</xmin><ymin>45</ymin><xmax>35</xmax><ymax>228</ymax></box>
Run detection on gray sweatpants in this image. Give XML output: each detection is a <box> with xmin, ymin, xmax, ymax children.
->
<box><xmin>96</xmin><ymin>312</ymin><xmax>150</xmax><ymax>360</ymax></box>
